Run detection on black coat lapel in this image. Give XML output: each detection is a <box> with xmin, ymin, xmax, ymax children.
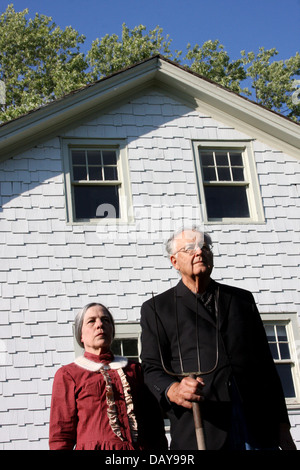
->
<box><xmin>175</xmin><ymin>280</ymin><xmax>217</xmax><ymax>326</ymax></box>
<box><xmin>215</xmin><ymin>282</ymin><xmax>232</xmax><ymax>329</ymax></box>
<box><xmin>175</xmin><ymin>280</ymin><xmax>232</xmax><ymax>328</ymax></box>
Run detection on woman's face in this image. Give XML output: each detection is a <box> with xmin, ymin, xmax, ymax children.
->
<box><xmin>81</xmin><ymin>305</ymin><xmax>114</xmax><ymax>355</ymax></box>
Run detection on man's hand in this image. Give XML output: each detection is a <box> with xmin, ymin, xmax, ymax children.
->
<box><xmin>167</xmin><ymin>376</ymin><xmax>205</xmax><ymax>409</ymax></box>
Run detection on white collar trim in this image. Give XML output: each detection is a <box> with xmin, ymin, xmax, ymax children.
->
<box><xmin>74</xmin><ymin>355</ymin><xmax>128</xmax><ymax>372</ymax></box>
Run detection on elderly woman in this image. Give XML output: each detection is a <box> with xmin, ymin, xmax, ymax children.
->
<box><xmin>49</xmin><ymin>302</ymin><xmax>167</xmax><ymax>450</ymax></box>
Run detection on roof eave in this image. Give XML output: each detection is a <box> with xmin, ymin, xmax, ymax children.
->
<box><xmin>0</xmin><ymin>55</ymin><xmax>299</xmax><ymax>161</ymax></box>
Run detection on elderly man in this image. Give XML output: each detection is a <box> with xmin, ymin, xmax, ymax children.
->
<box><xmin>140</xmin><ymin>227</ymin><xmax>295</xmax><ymax>450</ymax></box>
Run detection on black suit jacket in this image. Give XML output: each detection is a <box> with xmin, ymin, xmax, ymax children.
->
<box><xmin>140</xmin><ymin>280</ymin><xmax>289</xmax><ymax>450</ymax></box>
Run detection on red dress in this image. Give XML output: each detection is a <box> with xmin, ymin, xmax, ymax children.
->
<box><xmin>49</xmin><ymin>351</ymin><xmax>167</xmax><ymax>450</ymax></box>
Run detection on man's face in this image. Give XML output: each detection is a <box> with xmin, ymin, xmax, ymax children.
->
<box><xmin>170</xmin><ymin>230</ymin><xmax>213</xmax><ymax>284</ymax></box>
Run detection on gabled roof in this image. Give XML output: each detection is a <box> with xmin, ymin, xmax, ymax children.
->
<box><xmin>0</xmin><ymin>55</ymin><xmax>300</xmax><ymax>161</ymax></box>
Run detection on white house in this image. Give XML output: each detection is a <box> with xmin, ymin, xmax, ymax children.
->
<box><xmin>0</xmin><ymin>55</ymin><xmax>299</xmax><ymax>449</ymax></box>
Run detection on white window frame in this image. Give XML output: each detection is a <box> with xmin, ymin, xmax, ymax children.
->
<box><xmin>112</xmin><ymin>323</ymin><xmax>141</xmax><ymax>361</ymax></box>
<box><xmin>261</xmin><ymin>313</ymin><xmax>300</xmax><ymax>407</ymax></box>
<box><xmin>192</xmin><ymin>140</ymin><xmax>265</xmax><ymax>224</ymax></box>
<box><xmin>61</xmin><ymin>138</ymin><xmax>133</xmax><ymax>225</ymax></box>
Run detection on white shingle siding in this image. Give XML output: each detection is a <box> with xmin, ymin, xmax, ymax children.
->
<box><xmin>0</xmin><ymin>89</ymin><xmax>300</xmax><ymax>448</ymax></box>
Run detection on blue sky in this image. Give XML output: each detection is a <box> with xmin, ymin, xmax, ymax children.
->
<box><xmin>4</xmin><ymin>0</ymin><xmax>300</xmax><ymax>62</ymax></box>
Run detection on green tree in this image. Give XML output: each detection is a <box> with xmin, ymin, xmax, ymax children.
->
<box><xmin>241</xmin><ymin>47</ymin><xmax>300</xmax><ymax>120</ymax></box>
<box><xmin>0</xmin><ymin>4</ymin><xmax>88</xmax><ymax>122</ymax></box>
<box><xmin>182</xmin><ymin>42</ymin><xmax>300</xmax><ymax>121</ymax></box>
<box><xmin>0</xmin><ymin>5</ymin><xmax>299</xmax><ymax>123</ymax></box>
<box><xmin>87</xmin><ymin>23</ymin><xmax>179</xmax><ymax>81</ymax></box>
<box><xmin>184</xmin><ymin>40</ymin><xmax>249</xmax><ymax>96</ymax></box>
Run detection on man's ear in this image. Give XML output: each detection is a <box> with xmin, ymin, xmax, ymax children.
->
<box><xmin>170</xmin><ymin>255</ymin><xmax>179</xmax><ymax>271</ymax></box>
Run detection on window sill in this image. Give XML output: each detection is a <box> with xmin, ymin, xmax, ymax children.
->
<box><xmin>66</xmin><ymin>217</ymin><xmax>135</xmax><ymax>226</ymax></box>
<box><xmin>205</xmin><ymin>219</ymin><xmax>266</xmax><ymax>225</ymax></box>
<box><xmin>286</xmin><ymin>402</ymin><xmax>300</xmax><ymax>410</ymax></box>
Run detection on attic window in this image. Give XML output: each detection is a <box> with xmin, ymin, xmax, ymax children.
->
<box><xmin>62</xmin><ymin>138</ymin><xmax>133</xmax><ymax>224</ymax></box>
<box><xmin>193</xmin><ymin>141</ymin><xmax>265</xmax><ymax>224</ymax></box>
<box><xmin>201</xmin><ymin>149</ymin><xmax>250</xmax><ymax>219</ymax></box>
<box><xmin>71</xmin><ymin>148</ymin><xmax>120</xmax><ymax>220</ymax></box>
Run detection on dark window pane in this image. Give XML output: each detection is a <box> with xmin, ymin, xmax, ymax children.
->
<box><xmin>230</xmin><ymin>152</ymin><xmax>243</xmax><ymax>166</ymax></box>
<box><xmin>111</xmin><ymin>339</ymin><xmax>122</xmax><ymax>356</ymax></box>
<box><xmin>277</xmin><ymin>326</ymin><xmax>288</xmax><ymax>342</ymax></box>
<box><xmin>279</xmin><ymin>343</ymin><xmax>291</xmax><ymax>360</ymax></box>
<box><xmin>72</xmin><ymin>150</ymin><xmax>86</xmax><ymax>165</ymax></box>
<box><xmin>122</xmin><ymin>339</ymin><xmax>138</xmax><ymax>357</ymax></box>
<box><xmin>217</xmin><ymin>167</ymin><xmax>231</xmax><ymax>181</ymax></box>
<box><xmin>111</xmin><ymin>338</ymin><xmax>139</xmax><ymax>360</ymax></box>
<box><xmin>215</xmin><ymin>153</ymin><xmax>228</xmax><ymax>166</ymax></box>
<box><xmin>73</xmin><ymin>185</ymin><xmax>120</xmax><ymax>220</ymax></box>
<box><xmin>87</xmin><ymin>150</ymin><xmax>102</xmax><ymax>165</ymax></box>
<box><xmin>269</xmin><ymin>343</ymin><xmax>279</xmax><ymax>360</ymax></box>
<box><xmin>204</xmin><ymin>186</ymin><xmax>250</xmax><ymax>219</ymax></box>
<box><xmin>203</xmin><ymin>167</ymin><xmax>217</xmax><ymax>181</ymax></box>
<box><xmin>201</xmin><ymin>152</ymin><xmax>214</xmax><ymax>166</ymax></box>
<box><xmin>104</xmin><ymin>167</ymin><xmax>118</xmax><ymax>181</ymax></box>
<box><xmin>265</xmin><ymin>325</ymin><xmax>276</xmax><ymax>342</ymax></box>
<box><xmin>103</xmin><ymin>150</ymin><xmax>117</xmax><ymax>165</ymax></box>
<box><xmin>232</xmin><ymin>168</ymin><xmax>245</xmax><ymax>181</ymax></box>
<box><xmin>276</xmin><ymin>364</ymin><xmax>296</xmax><ymax>398</ymax></box>
<box><xmin>73</xmin><ymin>166</ymin><xmax>87</xmax><ymax>181</ymax></box>
<box><xmin>89</xmin><ymin>167</ymin><xmax>103</xmax><ymax>181</ymax></box>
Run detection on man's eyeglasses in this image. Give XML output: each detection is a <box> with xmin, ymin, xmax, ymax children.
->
<box><xmin>173</xmin><ymin>243</ymin><xmax>212</xmax><ymax>256</ymax></box>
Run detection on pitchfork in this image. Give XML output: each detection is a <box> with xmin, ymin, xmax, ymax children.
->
<box><xmin>152</xmin><ymin>285</ymin><xmax>220</xmax><ymax>450</ymax></box>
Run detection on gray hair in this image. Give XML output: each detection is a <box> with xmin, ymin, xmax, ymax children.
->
<box><xmin>165</xmin><ymin>226</ymin><xmax>213</xmax><ymax>256</ymax></box>
<box><xmin>74</xmin><ymin>302</ymin><xmax>115</xmax><ymax>349</ymax></box>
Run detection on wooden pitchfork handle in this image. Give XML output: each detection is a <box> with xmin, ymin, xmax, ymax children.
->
<box><xmin>192</xmin><ymin>277</ymin><xmax>206</xmax><ymax>449</ymax></box>
<box><xmin>190</xmin><ymin>374</ymin><xmax>206</xmax><ymax>450</ymax></box>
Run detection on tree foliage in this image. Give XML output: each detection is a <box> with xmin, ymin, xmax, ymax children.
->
<box><xmin>185</xmin><ymin>40</ymin><xmax>249</xmax><ymax>95</ymax></box>
<box><xmin>0</xmin><ymin>4</ymin><xmax>88</xmax><ymax>121</ymax></box>
<box><xmin>87</xmin><ymin>23</ymin><xmax>178</xmax><ymax>80</ymax></box>
<box><xmin>0</xmin><ymin>4</ymin><xmax>299</xmax><ymax>123</ymax></box>
<box><xmin>241</xmin><ymin>47</ymin><xmax>300</xmax><ymax>119</ymax></box>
